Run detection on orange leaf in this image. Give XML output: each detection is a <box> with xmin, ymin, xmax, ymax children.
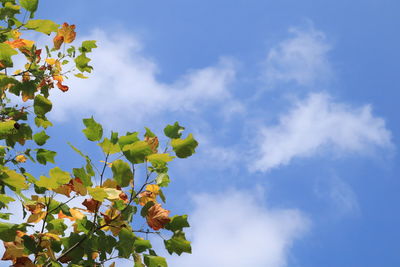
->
<box><xmin>25</xmin><ymin>202</ymin><xmax>45</xmax><ymax>214</ymax></box>
<box><xmin>72</xmin><ymin>178</ymin><xmax>87</xmax><ymax>196</ymax></box>
<box><xmin>53</xmin><ymin>184</ymin><xmax>72</xmax><ymax>197</ymax></box>
<box><xmin>14</xmin><ymin>256</ymin><xmax>35</xmax><ymax>267</ymax></box>
<box><xmin>145</xmin><ymin>136</ymin><xmax>159</xmax><ymax>153</ymax></box>
<box><xmin>5</xmin><ymin>39</ymin><xmax>34</xmax><ymax>49</ymax></box>
<box><xmin>119</xmin><ymin>192</ymin><xmax>129</xmax><ymax>203</ymax></box>
<box><xmin>15</xmin><ymin>155</ymin><xmax>27</xmax><ymax>163</ymax></box>
<box><xmin>53</xmin><ymin>35</ymin><xmax>64</xmax><ymax>50</ymax></box>
<box><xmin>70</xmin><ymin>208</ymin><xmax>84</xmax><ymax>220</ymax></box>
<box><xmin>1</xmin><ymin>242</ymin><xmax>25</xmax><ymax>261</ymax></box>
<box><xmin>53</xmin><ymin>23</ymin><xmax>76</xmax><ymax>49</ymax></box>
<box><xmin>146</xmin><ymin>203</ymin><xmax>170</xmax><ymax>230</ymax></box>
<box><xmin>57</xmin><ymin>210</ymin><xmax>75</xmax><ymax>221</ymax></box>
<box><xmin>56</xmin><ymin>81</ymin><xmax>69</xmax><ymax>92</ymax></box>
<box><xmin>138</xmin><ymin>184</ymin><xmax>160</xmax><ymax>206</ymax></box>
<box><xmin>91</xmin><ymin>252</ymin><xmax>99</xmax><ymax>260</ymax></box>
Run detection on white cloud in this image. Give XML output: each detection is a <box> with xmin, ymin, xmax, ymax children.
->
<box><xmin>253</xmin><ymin>93</ymin><xmax>392</xmax><ymax>172</ymax></box>
<box><xmin>169</xmin><ymin>189</ymin><xmax>309</xmax><ymax>267</ymax></box>
<box><xmin>264</xmin><ymin>26</ymin><xmax>331</xmax><ymax>86</ymax></box>
<box><xmin>49</xmin><ymin>30</ymin><xmax>236</xmax><ymax>129</ymax></box>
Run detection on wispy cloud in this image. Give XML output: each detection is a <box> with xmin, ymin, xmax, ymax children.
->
<box><xmin>252</xmin><ymin>93</ymin><xmax>392</xmax><ymax>172</ymax></box>
<box><xmin>49</xmin><ymin>30</ymin><xmax>237</xmax><ymax>129</ymax></box>
<box><xmin>169</xmin><ymin>189</ymin><xmax>309</xmax><ymax>267</ymax></box>
<box><xmin>314</xmin><ymin>175</ymin><xmax>360</xmax><ymax>216</ymax></box>
<box><xmin>264</xmin><ymin>26</ymin><xmax>331</xmax><ymax>87</ymax></box>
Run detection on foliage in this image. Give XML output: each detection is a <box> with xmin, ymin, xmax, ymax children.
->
<box><xmin>0</xmin><ymin>0</ymin><xmax>198</xmax><ymax>266</ymax></box>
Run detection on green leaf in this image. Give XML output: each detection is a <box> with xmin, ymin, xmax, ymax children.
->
<box><xmin>118</xmin><ymin>132</ymin><xmax>139</xmax><ymax>148</ymax></box>
<box><xmin>82</xmin><ymin>117</ymin><xmax>103</xmax><ymax>141</ymax></box>
<box><xmin>36</xmin><ymin>148</ymin><xmax>56</xmax><ymax>165</ymax></box>
<box><xmin>0</xmin><ymin>120</ymin><xmax>16</xmax><ymax>138</ymax></box>
<box><xmin>143</xmin><ymin>255</ymin><xmax>168</xmax><ymax>267</ymax></box>
<box><xmin>67</xmin><ymin>142</ymin><xmax>86</xmax><ymax>158</ymax></box>
<box><xmin>159</xmin><ymin>189</ymin><xmax>166</xmax><ymax>203</ymax></box>
<box><xmin>144</xmin><ymin>127</ymin><xmax>156</xmax><ymax>138</ymax></box>
<box><xmin>171</xmin><ymin>134</ymin><xmax>198</xmax><ymax>158</ymax></box>
<box><xmin>123</xmin><ymin>141</ymin><xmax>153</xmax><ymax>164</ymax></box>
<box><xmin>165</xmin><ymin>215</ymin><xmax>190</xmax><ymax>232</ymax></box>
<box><xmin>34</xmin><ymin>95</ymin><xmax>52</xmax><ymax>117</ymax></box>
<box><xmin>46</xmin><ymin>219</ymin><xmax>67</xmax><ymax>236</ymax></box>
<box><xmin>33</xmin><ymin>130</ymin><xmax>49</xmax><ymax>146</ymax></box>
<box><xmin>87</xmin><ymin>187</ymin><xmax>107</xmax><ymax>202</ymax></box>
<box><xmin>121</xmin><ymin>205</ymin><xmax>136</xmax><ymax>222</ymax></box>
<box><xmin>34</xmin><ymin>116</ymin><xmax>53</xmax><ymax>129</ymax></box>
<box><xmin>73</xmin><ymin>167</ymin><xmax>92</xmax><ymax>187</ymax></box>
<box><xmin>0</xmin><ymin>222</ymin><xmax>28</xmax><ymax>242</ymax></box>
<box><xmin>147</xmin><ymin>153</ymin><xmax>174</xmax><ymax>168</ymax></box>
<box><xmin>75</xmin><ymin>217</ymin><xmax>93</xmax><ymax>234</ymax></box>
<box><xmin>155</xmin><ymin>173</ymin><xmax>170</xmax><ymax>187</ymax></box>
<box><xmin>0</xmin><ymin>168</ymin><xmax>28</xmax><ymax>191</ymax></box>
<box><xmin>74</xmin><ymin>53</ymin><xmax>93</xmax><ymax>73</ymax></box>
<box><xmin>111</xmin><ymin>159</ymin><xmax>133</xmax><ymax>187</ymax></box>
<box><xmin>98</xmin><ymin>138</ymin><xmax>120</xmax><ymax>154</ymax></box>
<box><xmin>98</xmin><ymin>232</ymin><xmax>117</xmax><ymax>255</ymax></box>
<box><xmin>5</xmin><ymin>123</ymin><xmax>32</xmax><ymax>147</ymax></box>
<box><xmin>0</xmin><ymin>43</ymin><xmax>17</xmax><ymax>68</ymax></box>
<box><xmin>134</xmin><ymin>253</ymin><xmax>145</xmax><ymax>267</ymax></box>
<box><xmin>74</xmin><ymin>73</ymin><xmax>88</xmax><ymax>79</ymax></box>
<box><xmin>164</xmin><ymin>232</ymin><xmax>191</xmax><ymax>255</ymax></box>
<box><xmin>22</xmin><ymin>235</ymin><xmax>37</xmax><ymax>254</ymax></box>
<box><xmin>25</xmin><ymin>19</ymin><xmax>59</xmax><ymax>35</ymax></box>
<box><xmin>20</xmin><ymin>0</ymin><xmax>38</xmax><ymax>13</ymax></box>
<box><xmin>79</xmin><ymin>40</ymin><xmax>97</xmax><ymax>53</ymax></box>
<box><xmin>134</xmin><ymin>239</ymin><xmax>152</xmax><ymax>253</ymax></box>
<box><xmin>0</xmin><ymin>194</ymin><xmax>15</xmax><ymax>209</ymax></box>
<box><xmin>0</xmin><ymin>213</ymin><xmax>11</xmax><ymax>219</ymax></box>
<box><xmin>35</xmin><ymin>167</ymin><xmax>70</xmax><ymax>189</ymax></box>
<box><xmin>164</xmin><ymin>122</ymin><xmax>184</xmax><ymax>139</ymax></box>
<box><xmin>68</xmin><ymin>143</ymin><xmax>95</xmax><ymax>178</ymax></box>
<box><xmin>117</xmin><ymin>227</ymin><xmax>135</xmax><ymax>258</ymax></box>
<box><xmin>140</xmin><ymin>201</ymin><xmax>154</xmax><ymax>217</ymax></box>
<box><xmin>111</xmin><ymin>131</ymin><xmax>119</xmax><ymax>144</ymax></box>
<box><xmin>61</xmin><ymin>233</ymin><xmax>85</xmax><ymax>261</ymax></box>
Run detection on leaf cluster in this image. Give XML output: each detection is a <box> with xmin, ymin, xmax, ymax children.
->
<box><xmin>0</xmin><ymin>0</ymin><xmax>198</xmax><ymax>266</ymax></box>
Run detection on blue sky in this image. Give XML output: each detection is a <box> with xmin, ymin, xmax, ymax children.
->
<box><xmin>16</xmin><ymin>0</ymin><xmax>400</xmax><ymax>266</ymax></box>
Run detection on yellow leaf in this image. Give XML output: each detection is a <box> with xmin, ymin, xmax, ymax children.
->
<box><xmin>27</xmin><ymin>211</ymin><xmax>46</xmax><ymax>223</ymax></box>
<box><xmin>5</xmin><ymin>39</ymin><xmax>34</xmax><ymax>49</ymax></box>
<box><xmin>53</xmin><ymin>74</ymin><xmax>63</xmax><ymax>82</ymax></box>
<box><xmin>69</xmin><ymin>208</ymin><xmax>84</xmax><ymax>220</ymax></box>
<box><xmin>42</xmin><ymin>232</ymin><xmax>61</xmax><ymax>241</ymax></box>
<box><xmin>58</xmin><ymin>210</ymin><xmax>75</xmax><ymax>221</ymax></box>
<box><xmin>53</xmin><ymin>23</ymin><xmax>76</xmax><ymax>49</ymax></box>
<box><xmin>102</xmin><ymin>179</ymin><xmax>118</xmax><ymax>188</ymax></box>
<box><xmin>15</xmin><ymin>155</ymin><xmax>27</xmax><ymax>163</ymax></box>
<box><xmin>11</xmin><ymin>29</ymin><xmax>21</xmax><ymax>39</ymax></box>
<box><xmin>92</xmin><ymin>252</ymin><xmax>99</xmax><ymax>260</ymax></box>
<box><xmin>1</xmin><ymin>242</ymin><xmax>25</xmax><ymax>260</ymax></box>
<box><xmin>105</xmin><ymin>188</ymin><xmax>122</xmax><ymax>200</ymax></box>
<box><xmin>45</xmin><ymin>58</ymin><xmax>56</xmax><ymax>65</ymax></box>
<box><xmin>146</xmin><ymin>184</ymin><xmax>160</xmax><ymax>195</ymax></box>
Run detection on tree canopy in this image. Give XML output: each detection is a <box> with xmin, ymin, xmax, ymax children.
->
<box><xmin>0</xmin><ymin>0</ymin><xmax>197</xmax><ymax>266</ymax></box>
